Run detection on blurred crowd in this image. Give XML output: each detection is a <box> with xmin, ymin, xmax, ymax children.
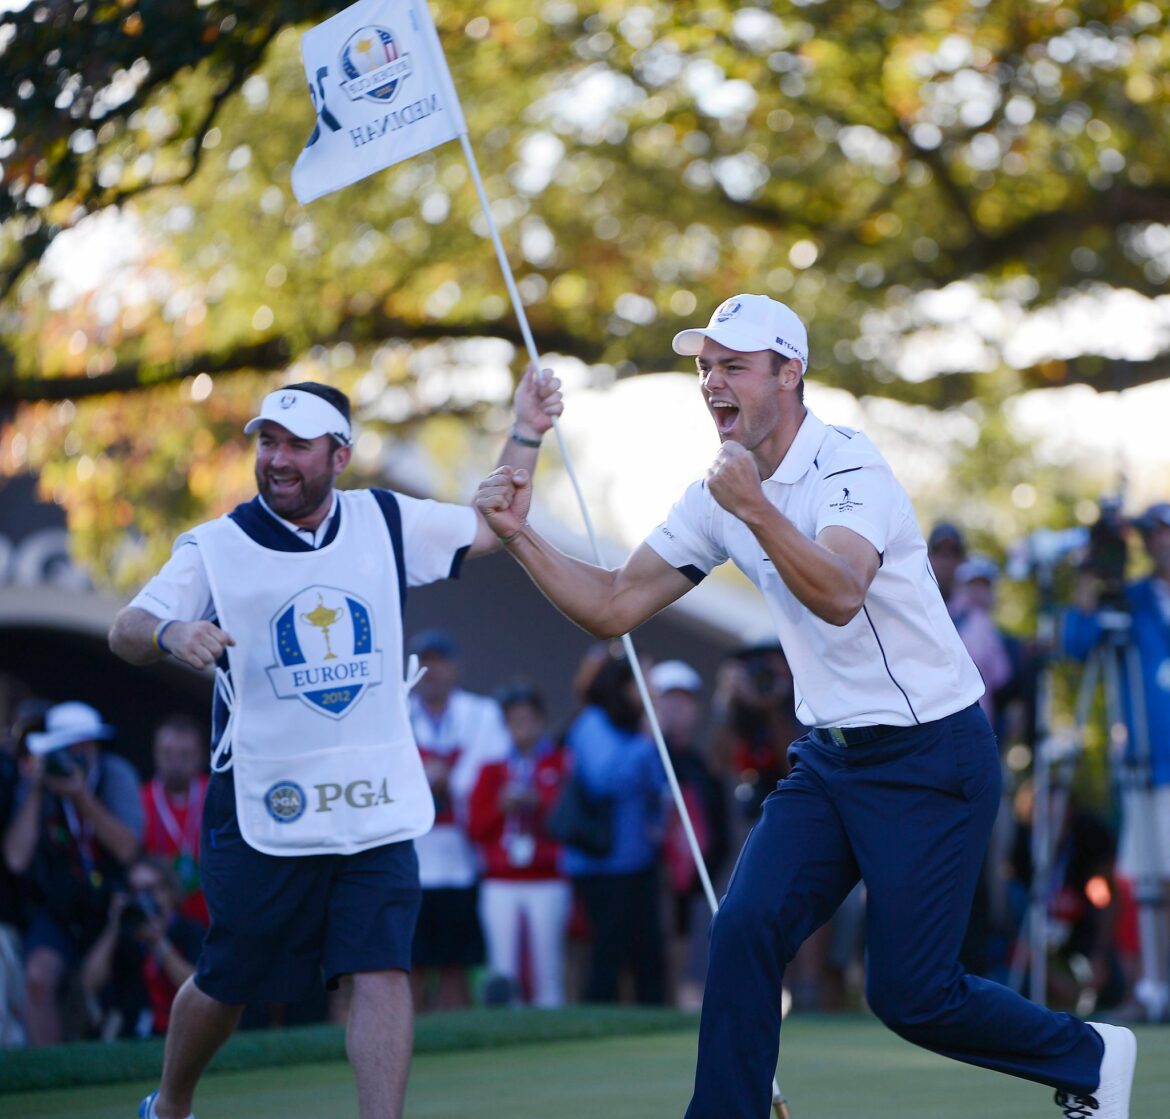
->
<box><xmin>1</xmin><ymin>503</ymin><xmax>1168</xmax><ymax>1046</ymax></box>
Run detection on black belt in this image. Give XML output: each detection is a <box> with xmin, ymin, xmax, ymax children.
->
<box><xmin>818</xmin><ymin>723</ymin><xmax>903</xmax><ymax>747</ymax></box>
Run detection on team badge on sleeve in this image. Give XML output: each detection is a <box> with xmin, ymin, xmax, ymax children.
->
<box><xmin>266</xmin><ymin>584</ymin><xmax>384</xmax><ymax>719</ymax></box>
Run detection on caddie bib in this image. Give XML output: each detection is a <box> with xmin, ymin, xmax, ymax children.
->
<box><xmin>193</xmin><ymin>490</ymin><xmax>434</xmax><ymax>856</ymax></box>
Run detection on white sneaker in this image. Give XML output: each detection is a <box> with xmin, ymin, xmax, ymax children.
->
<box><xmin>1054</xmin><ymin>1023</ymin><xmax>1137</xmax><ymax>1119</ymax></box>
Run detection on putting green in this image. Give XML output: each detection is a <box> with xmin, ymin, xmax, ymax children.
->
<box><xmin>5</xmin><ymin>1016</ymin><xmax>1166</xmax><ymax>1119</ymax></box>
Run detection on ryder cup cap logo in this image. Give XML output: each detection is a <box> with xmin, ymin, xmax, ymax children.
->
<box><xmin>280</xmin><ymin>393</ymin><xmax>296</xmax><ymax>409</ymax></box>
<box><xmin>339</xmin><ymin>26</ymin><xmax>413</xmax><ymax>104</ymax></box>
<box><xmin>265</xmin><ymin>781</ymin><xmax>306</xmax><ymax>824</ymax></box>
<box><xmin>267</xmin><ymin>584</ymin><xmax>384</xmax><ymax>719</ymax></box>
<box><xmin>715</xmin><ymin>300</ymin><xmax>742</xmax><ymax>322</ymax></box>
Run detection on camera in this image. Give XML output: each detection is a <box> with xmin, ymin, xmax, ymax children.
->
<box><xmin>43</xmin><ymin>747</ymin><xmax>78</xmax><ymax>779</ymax></box>
<box><xmin>1008</xmin><ymin>496</ymin><xmax>1129</xmax><ymax>598</ymax></box>
<box><xmin>733</xmin><ymin>644</ymin><xmax>785</xmax><ymax>698</ymax></box>
<box><xmin>1082</xmin><ymin>495</ymin><xmax>1129</xmax><ymax>612</ymax></box>
<box><xmin>119</xmin><ymin>890</ymin><xmax>162</xmax><ymax>936</ymax></box>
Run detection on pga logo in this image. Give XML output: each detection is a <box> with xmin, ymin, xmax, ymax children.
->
<box><xmin>265</xmin><ymin>777</ymin><xmax>394</xmax><ymax>824</ymax></box>
<box><xmin>313</xmin><ymin>777</ymin><xmax>395</xmax><ymax>814</ymax></box>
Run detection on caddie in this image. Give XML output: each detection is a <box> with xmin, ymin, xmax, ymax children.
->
<box><xmin>110</xmin><ymin>370</ymin><xmax>561</xmax><ymax>1119</ymax></box>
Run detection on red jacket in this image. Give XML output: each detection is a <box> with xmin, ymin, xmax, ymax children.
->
<box><xmin>468</xmin><ymin>743</ymin><xmax>567</xmax><ymax>881</ymax></box>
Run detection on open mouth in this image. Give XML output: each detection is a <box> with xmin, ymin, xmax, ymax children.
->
<box><xmin>710</xmin><ymin>401</ymin><xmax>740</xmax><ymax>435</ymax></box>
<box><xmin>267</xmin><ymin>475</ymin><xmax>303</xmax><ymax>497</ymax></box>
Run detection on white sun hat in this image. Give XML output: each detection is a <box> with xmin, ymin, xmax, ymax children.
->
<box><xmin>243</xmin><ymin>387</ymin><xmax>352</xmax><ymax>445</ymax></box>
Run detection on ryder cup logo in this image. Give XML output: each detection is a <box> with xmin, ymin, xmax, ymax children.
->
<box><xmin>266</xmin><ymin>584</ymin><xmax>384</xmax><ymax>719</ymax></box>
<box><xmin>338</xmin><ymin>26</ymin><xmax>413</xmax><ymax>104</ymax></box>
<box><xmin>265</xmin><ymin>781</ymin><xmax>306</xmax><ymax>824</ymax></box>
<box><xmin>715</xmin><ymin>300</ymin><xmax>742</xmax><ymax>322</ymax></box>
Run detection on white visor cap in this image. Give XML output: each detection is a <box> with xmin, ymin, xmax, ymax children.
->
<box><xmin>243</xmin><ymin>388</ymin><xmax>352</xmax><ymax>445</ymax></box>
<box><xmin>672</xmin><ymin>294</ymin><xmax>809</xmax><ymax>369</ymax></box>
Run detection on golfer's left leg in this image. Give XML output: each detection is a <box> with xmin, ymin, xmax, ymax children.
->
<box><xmin>855</xmin><ymin>705</ymin><xmax>1102</xmax><ymax>1095</ymax></box>
<box><xmin>686</xmin><ymin>743</ymin><xmax>859</xmax><ymax>1119</ymax></box>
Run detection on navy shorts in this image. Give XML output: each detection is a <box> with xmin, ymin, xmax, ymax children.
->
<box><xmin>411</xmin><ymin>885</ymin><xmax>484</xmax><ymax>968</ymax></box>
<box><xmin>195</xmin><ymin>773</ymin><xmax>421</xmax><ymax>1005</ymax></box>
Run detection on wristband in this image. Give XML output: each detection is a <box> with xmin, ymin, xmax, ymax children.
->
<box><xmin>153</xmin><ymin>619</ymin><xmax>176</xmax><ymax>654</ymax></box>
<box><xmin>499</xmin><ymin>523</ymin><xmax>529</xmax><ymax>546</ymax></box>
<box><xmin>509</xmin><ymin>427</ymin><xmax>543</xmax><ymax>448</ymax></box>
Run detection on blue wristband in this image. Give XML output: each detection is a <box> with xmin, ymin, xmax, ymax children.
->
<box><xmin>153</xmin><ymin>619</ymin><xmax>176</xmax><ymax>654</ymax></box>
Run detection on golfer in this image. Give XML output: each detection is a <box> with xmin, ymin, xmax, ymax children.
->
<box><xmin>110</xmin><ymin>369</ymin><xmax>561</xmax><ymax>1119</ymax></box>
<box><xmin>474</xmin><ymin>294</ymin><xmax>1136</xmax><ymax>1119</ymax></box>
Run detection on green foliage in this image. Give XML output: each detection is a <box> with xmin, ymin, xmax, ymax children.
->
<box><xmin>1</xmin><ymin>0</ymin><xmax>1168</xmax><ymax>583</ymax></box>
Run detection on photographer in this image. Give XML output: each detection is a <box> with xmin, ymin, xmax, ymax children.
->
<box><xmin>1062</xmin><ymin>501</ymin><xmax>1170</xmax><ymax>1018</ymax></box>
<box><xmin>712</xmin><ymin>643</ymin><xmax>805</xmax><ymax>823</ymax></box>
<box><xmin>81</xmin><ymin>856</ymin><xmax>200</xmax><ymax>1040</ymax></box>
<box><xmin>2</xmin><ymin>702</ymin><xmax>143</xmax><ymax>1045</ymax></box>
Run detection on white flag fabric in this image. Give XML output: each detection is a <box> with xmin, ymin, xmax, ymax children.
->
<box><xmin>291</xmin><ymin>0</ymin><xmax>466</xmax><ymax>204</ymax></box>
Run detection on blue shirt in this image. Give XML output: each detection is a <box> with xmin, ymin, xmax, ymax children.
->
<box><xmin>561</xmin><ymin>706</ymin><xmax>666</xmax><ymax>877</ymax></box>
<box><xmin>1062</xmin><ymin>577</ymin><xmax>1170</xmax><ymax>785</ymax></box>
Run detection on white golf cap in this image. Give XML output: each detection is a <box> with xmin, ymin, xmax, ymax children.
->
<box><xmin>649</xmin><ymin>660</ymin><xmax>704</xmax><ymax>695</ymax></box>
<box><xmin>672</xmin><ymin>294</ymin><xmax>809</xmax><ymax>369</ymax></box>
<box><xmin>243</xmin><ymin>387</ymin><xmax>352</xmax><ymax>445</ymax></box>
<box><xmin>26</xmin><ymin>701</ymin><xmax>114</xmax><ymax>756</ymax></box>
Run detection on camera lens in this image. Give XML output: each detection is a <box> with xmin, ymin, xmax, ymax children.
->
<box><xmin>44</xmin><ymin>749</ymin><xmax>76</xmax><ymax>778</ymax></box>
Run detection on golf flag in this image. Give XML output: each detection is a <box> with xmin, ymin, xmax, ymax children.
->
<box><xmin>291</xmin><ymin>0</ymin><xmax>466</xmax><ymax>204</ymax></box>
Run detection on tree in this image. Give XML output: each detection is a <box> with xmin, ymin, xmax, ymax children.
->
<box><xmin>1</xmin><ymin>0</ymin><xmax>1167</xmax><ymax>409</ymax></box>
<box><xmin>1</xmin><ymin>1</ymin><xmax>1167</xmax><ymax>582</ymax></box>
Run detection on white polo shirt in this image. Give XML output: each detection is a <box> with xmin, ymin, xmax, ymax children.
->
<box><xmin>646</xmin><ymin>411</ymin><xmax>984</xmax><ymax>729</ymax></box>
<box><xmin>130</xmin><ymin>490</ymin><xmax>476</xmax><ymax>623</ymax></box>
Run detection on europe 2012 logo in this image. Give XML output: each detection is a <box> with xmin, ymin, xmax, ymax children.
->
<box><xmin>266</xmin><ymin>584</ymin><xmax>384</xmax><ymax>719</ymax></box>
<box><xmin>338</xmin><ymin>25</ymin><xmax>414</xmax><ymax>105</ymax></box>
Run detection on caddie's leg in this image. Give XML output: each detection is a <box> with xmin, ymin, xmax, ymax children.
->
<box><xmin>854</xmin><ymin>705</ymin><xmax>1103</xmax><ymax>1095</ymax></box>
<box><xmin>348</xmin><ymin>970</ymin><xmax>413</xmax><ymax>1119</ymax></box>
<box><xmin>685</xmin><ymin>738</ymin><xmax>859</xmax><ymax>1119</ymax></box>
<box><xmin>152</xmin><ymin>977</ymin><xmax>243</xmax><ymax>1119</ymax></box>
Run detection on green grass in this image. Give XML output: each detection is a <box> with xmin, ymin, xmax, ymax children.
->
<box><xmin>4</xmin><ymin>1015</ymin><xmax>1168</xmax><ymax>1119</ymax></box>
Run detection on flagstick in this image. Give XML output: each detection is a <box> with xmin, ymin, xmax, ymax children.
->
<box><xmin>457</xmin><ymin>130</ymin><xmax>791</xmax><ymax>1119</ymax></box>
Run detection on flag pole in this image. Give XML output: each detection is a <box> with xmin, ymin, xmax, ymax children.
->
<box><xmin>456</xmin><ymin>129</ymin><xmax>791</xmax><ymax>1119</ymax></box>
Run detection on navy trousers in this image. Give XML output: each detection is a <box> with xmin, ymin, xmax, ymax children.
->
<box><xmin>685</xmin><ymin>704</ymin><xmax>1104</xmax><ymax>1119</ymax></box>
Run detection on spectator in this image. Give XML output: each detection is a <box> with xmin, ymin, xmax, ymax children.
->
<box><xmin>2</xmin><ymin>701</ymin><xmax>143</xmax><ymax>1044</ymax></box>
<box><xmin>0</xmin><ymin>698</ymin><xmax>47</xmax><ymax>1047</ymax></box>
<box><xmin>649</xmin><ymin>660</ymin><xmax>731</xmax><ymax>1010</ymax></box>
<box><xmin>408</xmin><ymin>629</ymin><xmax>510</xmax><ymax>1010</ymax></box>
<box><xmin>1063</xmin><ymin>500</ymin><xmax>1170</xmax><ymax>1021</ymax></box>
<box><xmin>140</xmin><ymin>714</ymin><xmax>209</xmax><ymax>925</ymax></box>
<box><xmin>950</xmin><ymin>555</ymin><xmax>1014</xmax><ymax>726</ymax></box>
<box><xmin>926</xmin><ymin>520</ymin><xmax>967</xmax><ymax>607</ymax></box>
<box><xmin>563</xmin><ymin>649</ymin><xmax>667</xmax><ymax>1005</ymax></box>
<box><xmin>1008</xmin><ymin>780</ymin><xmax>1126</xmax><ymax>1015</ymax></box>
<box><xmin>467</xmin><ymin>683</ymin><xmax>569</xmax><ymax>1007</ymax></box>
<box><xmin>81</xmin><ymin>856</ymin><xmax>203</xmax><ymax>1040</ymax></box>
<box><xmin>713</xmin><ymin>644</ymin><xmax>804</xmax><ymax>824</ymax></box>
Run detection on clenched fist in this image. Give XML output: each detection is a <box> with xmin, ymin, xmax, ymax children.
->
<box><xmin>706</xmin><ymin>441</ymin><xmax>767</xmax><ymax>519</ymax></box>
<box><xmin>163</xmin><ymin>620</ymin><xmax>236</xmax><ymax>670</ymax></box>
<box><xmin>475</xmin><ymin>466</ymin><xmax>531</xmax><ymax>540</ymax></box>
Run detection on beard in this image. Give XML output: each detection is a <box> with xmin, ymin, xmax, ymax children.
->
<box><xmin>256</xmin><ymin>464</ymin><xmax>335</xmax><ymax>524</ymax></box>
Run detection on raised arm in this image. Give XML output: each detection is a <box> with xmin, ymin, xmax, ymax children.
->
<box><xmin>468</xmin><ymin>365</ymin><xmax>563</xmax><ymax>557</ymax></box>
<box><xmin>474</xmin><ymin>466</ymin><xmax>695</xmax><ymax>638</ymax></box>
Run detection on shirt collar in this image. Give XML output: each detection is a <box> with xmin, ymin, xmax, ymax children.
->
<box><xmin>766</xmin><ymin>410</ymin><xmax>828</xmax><ymax>485</ymax></box>
<box><xmin>257</xmin><ymin>492</ymin><xmax>338</xmax><ymax>549</ymax></box>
